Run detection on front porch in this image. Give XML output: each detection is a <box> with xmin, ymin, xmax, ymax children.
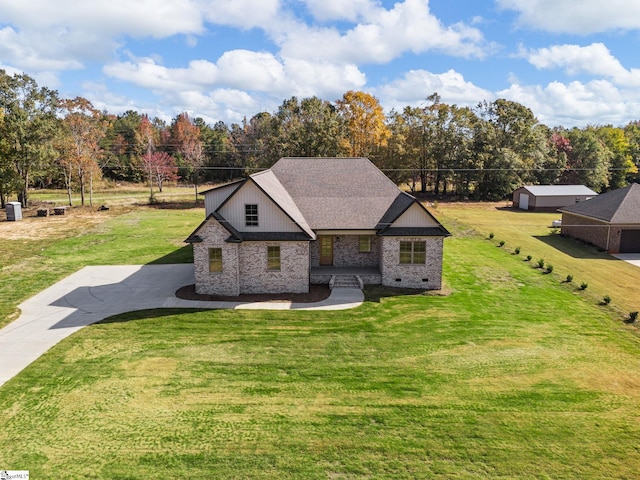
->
<box><xmin>310</xmin><ymin>266</ymin><xmax>381</xmax><ymax>286</ymax></box>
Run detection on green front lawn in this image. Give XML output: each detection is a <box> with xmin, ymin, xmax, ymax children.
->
<box><xmin>1</xmin><ymin>205</ymin><xmax>640</xmax><ymax>478</ymax></box>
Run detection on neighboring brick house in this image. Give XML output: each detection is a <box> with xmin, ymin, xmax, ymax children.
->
<box><xmin>512</xmin><ymin>185</ymin><xmax>597</xmax><ymax>211</ymax></box>
<box><xmin>185</xmin><ymin>157</ymin><xmax>450</xmax><ymax>295</ymax></box>
<box><xmin>559</xmin><ymin>183</ymin><xmax>640</xmax><ymax>254</ymax></box>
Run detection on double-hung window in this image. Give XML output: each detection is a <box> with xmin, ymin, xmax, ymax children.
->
<box><xmin>267</xmin><ymin>245</ymin><xmax>281</xmax><ymax>271</ymax></box>
<box><xmin>245</xmin><ymin>204</ymin><xmax>258</xmax><ymax>226</ymax></box>
<box><xmin>209</xmin><ymin>248</ymin><xmax>223</xmax><ymax>272</ymax></box>
<box><xmin>399</xmin><ymin>241</ymin><xmax>426</xmax><ymax>264</ymax></box>
<box><xmin>359</xmin><ymin>236</ymin><xmax>371</xmax><ymax>253</ymax></box>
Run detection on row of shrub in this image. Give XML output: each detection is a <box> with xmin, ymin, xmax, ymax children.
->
<box><xmin>488</xmin><ymin>232</ymin><xmax>639</xmax><ymax>324</ymax></box>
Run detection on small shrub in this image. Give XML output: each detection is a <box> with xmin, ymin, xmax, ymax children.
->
<box><xmin>499</xmin><ymin>240</ymin><xmax>505</xmax><ymax>247</ymax></box>
<box><xmin>526</xmin><ymin>255</ymin><xmax>532</xmax><ymax>261</ymax></box>
<box><xmin>580</xmin><ymin>282</ymin><xmax>588</xmax><ymax>290</ymax></box>
<box><xmin>629</xmin><ymin>311</ymin><xmax>639</xmax><ymax>323</ymax></box>
<box><xmin>537</xmin><ymin>258</ymin><xmax>545</xmax><ymax>269</ymax></box>
<box><xmin>489</xmin><ymin>232</ymin><xmax>494</xmax><ymax>239</ymax></box>
<box><xmin>603</xmin><ymin>295</ymin><xmax>611</xmax><ymax>305</ymax></box>
<box><xmin>514</xmin><ymin>246</ymin><xmax>520</xmax><ymax>255</ymax></box>
<box><xmin>566</xmin><ymin>274</ymin><xmax>573</xmax><ymax>283</ymax></box>
<box><xmin>546</xmin><ymin>264</ymin><xmax>554</xmax><ymax>273</ymax></box>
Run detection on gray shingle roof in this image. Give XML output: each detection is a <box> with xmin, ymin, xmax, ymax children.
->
<box><xmin>521</xmin><ymin>185</ymin><xmax>598</xmax><ymax>196</ymax></box>
<box><xmin>269</xmin><ymin>157</ymin><xmax>402</xmax><ymax>230</ymax></box>
<box><xmin>559</xmin><ymin>183</ymin><xmax>640</xmax><ymax>223</ymax></box>
<box><xmin>250</xmin><ymin>169</ymin><xmax>315</xmax><ymax>238</ymax></box>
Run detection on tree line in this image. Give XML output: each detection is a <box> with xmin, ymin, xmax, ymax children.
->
<box><xmin>1</xmin><ymin>70</ymin><xmax>639</xmax><ymax>208</ymax></box>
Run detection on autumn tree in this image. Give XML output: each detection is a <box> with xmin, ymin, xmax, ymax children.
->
<box><xmin>58</xmin><ymin>97</ymin><xmax>107</xmax><ymax>206</ymax></box>
<box><xmin>170</xmin><ymin>113</ymin><xmax>204</xmax><ymax>200</ymax></box>
<box><xmin>142</xmin><ymin>151</ymin><xmax>178</xmax><ymax>196</ymax></box>
<box><xmin>336</xmin><ymin>90</ymin><xmax>390</xmax><ymax>157</ymax></box>
<box><xmin>596</xmin><ymin>126</ymin><xmax>637</xmax><ymax>189</ymax></box>
<box><xmin>0</xmin><ymin>70</ymin><xmax>59</xmax><ymax>207</ymax></box>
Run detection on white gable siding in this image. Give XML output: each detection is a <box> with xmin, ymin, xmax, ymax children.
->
<box><xmin>391</xmin><ymin>203</ymin><xmax>438</xmax><ymax>228</ymax></box>
<box><xmin>204</xmin><ymin>183</ymin><xmax>241</xmax><ymax>216</ymax></box>
<box><xmin>218</xmin><ymin>181</ymin><xmax>301</xmax><ymax>232</ymax></box>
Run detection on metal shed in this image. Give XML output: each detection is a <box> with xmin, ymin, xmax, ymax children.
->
<box><xmin>512</xmin><ymin>185</ymin><xmax>598</xmax><ymax>212</ymax></box>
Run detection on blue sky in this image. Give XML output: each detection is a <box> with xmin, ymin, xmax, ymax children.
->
<box><xmin>1</xmin><ymin>0</ymin><xmax>639</xmax><ymax>128</ymax></box>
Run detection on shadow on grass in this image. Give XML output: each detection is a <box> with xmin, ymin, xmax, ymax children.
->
<box><xmin>98</xmin><ymin>308</ymin><xmax>210</xmax><ymax>325</ymax></box>
<box><xmin>147</xmin><ymin>245</ymin><xmax>193</xmax><ymax>264</ymax></box>
<box><xmin>533</xmin><ymin>234</ymin><xmax>614</xmax><ymax>260</ymax></box>
<box><xmin>364</xmin><ymin>285</ymin><xmax>450</xmax><ymax>303</ymax></box>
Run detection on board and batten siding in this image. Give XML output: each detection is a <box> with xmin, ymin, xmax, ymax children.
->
<box><xmin>218</xmin><ymin>181</ymin><xmax>301</xmax><ymax>233</ymax></box>
<box><xmin>204</xmin><ymin>183</ymin><xmax>241</xmax><ymax>216</ymax></box>
<box><xmin>390</xmin><ymin>203</ymin><xmax>438</xmax><ymax>228</ymax></box>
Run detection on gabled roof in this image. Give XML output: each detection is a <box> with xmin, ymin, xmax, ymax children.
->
<box><xmin>519</xmin><ymin>185</ymin><xmax>598</xmax><ymax>197</ymax></box>
<box><xmin>185</xmin><ymin>212</ymin><xmax>312</xmax><ymax>244</ymax></box>
<box><xmin>250</xmin><ymin>169</ymin><xmax>314</xmax><ymax>238</ymax></box>
<box><xmin>376</xmin><ymin>192</ymin><xmax>450</xmax><ymax>236</ymax></box>
<box><xmin>270</xmin><ymin>157</ymin><xmax>402</xmax><ymax>230</ymax></box>
<box><xmin>197</xmin><ymin>157</ymin><xmax>449</xmax><ymax>239</ymax></box>
<box><xmin>559</xmin><ymin>183</ymin><xmax>640</xmax><ymax>223</ymax></box>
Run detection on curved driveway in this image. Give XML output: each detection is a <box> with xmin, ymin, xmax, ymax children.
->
<box><xmin>0</xmin><ymin>264</ymin><xmax>363</xmax><ymax>387</ymax></box>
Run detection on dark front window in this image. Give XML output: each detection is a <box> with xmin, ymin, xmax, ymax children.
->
<box><xmin>399</xmin><ymin>241</ymin><xmax>426</xmax><ymax>264</ymax></box>
<box><xmin>245</xmin><ymin>204</ymin><xmax>258</xmax><ymax>226</ymax></box>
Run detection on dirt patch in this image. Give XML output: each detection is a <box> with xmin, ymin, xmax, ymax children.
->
<box><xmin>176</xmin><ymin>284</ymin><xmax>331</xmax><ymax>303</ymax></box>
<box><xmin>0</xmin><ymin>205</ymin><xmax>127</xmax><ymax>240</ymax></box>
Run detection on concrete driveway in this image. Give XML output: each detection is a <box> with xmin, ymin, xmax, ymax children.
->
<box><xmin>0</xmin><ymin>264</ymin><xmax>363</xmax><ymax>387</ymax></box>
<box><xmin>613</xmin><ymin>253</ymin><xmax>640</xmax><ymax>267</ymax></box>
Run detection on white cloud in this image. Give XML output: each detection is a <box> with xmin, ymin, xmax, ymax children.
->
<box><xmin>499</xmin><ymin>80</ymin><xmax>640</xmax><ymax>127</ymax></box>
<box><xmin>104</xmin><ymin>49</ymin><xmax>366</xmax><ymax>99</ymax></box>
<box><xmin>497</xmin><ymin>0</ymin><xmax>640</xmax><ymax>33</ymax></box>
<box><xmin>376</xmin><ymin>69</ymin><xmax>493</xmax><ymax>111</ymax></box>
<box><xmin>0</xmin><ymin>0</ymin><xmax>203</xmax><ymax>37</ymax></box>
<box><xmin>302</xmin><ymin>0</ymin><xmax>379</xmax><ymax>22</ymax></box>
<box><xmin>278</xmin><ymin>0</ymin><xmax>490</xmax><ymax>63</ymax></box>
<box><xmin>198</xmin><ymin>0</ymin><xmax>281</xmax><ymax>30</ymax></box>
<box><xmin>523</xmin><ymin>43</ymin><xmax>640</xmax><ymax>87</ymax></box>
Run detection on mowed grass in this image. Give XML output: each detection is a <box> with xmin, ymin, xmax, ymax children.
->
<box><xmin>1</xmin><ymin>205</ymin><xmax>640</xmax><ymax>478</ymax></box>
<box><xmin>0</xmin><ymin>205</ymin><xmax>200</xmax><ymax>328</ymax></box>
<box><xmin>437</xmin><ymin>201</ymin><xmax>640</xmax><ymax>316</ymax></box>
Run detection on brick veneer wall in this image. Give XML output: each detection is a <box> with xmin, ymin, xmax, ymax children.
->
<box><xmin>238</xmin><ymin>241</ymin><xmax>310</xmax><ymax>294</ymax></box>
<box><xmin>192</xmin><ymin>219</ymin><xmax>240</xmax><ymax>296</ymax></box>
<box><xmin>310</xmin><ymin>235</ymin><xmax>380</xmax><ymax>267</ymax></box>
<box><xmin>561</xmin><ymin>213</ymin><xmax>616</xmax><ymax>252</ymax></box>
<box><xmin>380</xmin><ymin>237</ymin><xmax>444</xmax><ymax>290</ymax></box>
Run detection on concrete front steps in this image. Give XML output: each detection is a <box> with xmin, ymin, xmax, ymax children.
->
<box><xmin>330</xmin><ymin>274</ymin><xmax>363</xmax><ymax>290</ymax></box>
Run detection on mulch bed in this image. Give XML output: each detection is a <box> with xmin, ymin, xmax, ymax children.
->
<box><xmin>176</xmin><ymin>284</ymin><xmax>331</xmax><ymax>303</ymax></box>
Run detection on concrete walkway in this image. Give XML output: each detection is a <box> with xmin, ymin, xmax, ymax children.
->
<box><xmin>0</xmin><ymin>264</ymin><xmax>364</xmax><ymax>387</ymax></box>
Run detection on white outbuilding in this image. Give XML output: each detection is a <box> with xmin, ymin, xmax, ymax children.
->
<box><xmin>512</xmin><ymin>185</ymin><xmax>598</xmax><ymax>212</ymax></box>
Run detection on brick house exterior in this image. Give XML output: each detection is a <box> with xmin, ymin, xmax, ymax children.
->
<box><xmin>186</xmin><ymin>157</ymin><xmax>450</xmax><ymax>295</ymax></box>
<box><xmin>559</xmin><ymin>183</ymin><xmax>640</xmax><ymax>254</ymax></box>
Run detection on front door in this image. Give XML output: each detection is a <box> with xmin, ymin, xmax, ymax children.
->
<box><xmin>319</xmin><ymin>235</ymin><xmax>333</xmax><ymax>266</ymax></box>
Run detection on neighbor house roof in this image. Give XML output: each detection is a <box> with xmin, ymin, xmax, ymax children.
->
<box><xmin>519</xmin><ymin>185</ymin><xmax>598</xmax><ymax>197</ymax></box>
<box><xmin>559</xmin><ymin>183</ymin><xmax>640</xmax><ymax>223</ymax></box>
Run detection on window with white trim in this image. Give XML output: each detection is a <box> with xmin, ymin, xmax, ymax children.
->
<box><xmin>399</xmin><ymin>241</ymin><xmax>426</xmax><ymax>264</ymax></box>
<box><xmin>245</xmin><ymin>204</ymin><xmax>258</xmax><ymax>226</ymax></box>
